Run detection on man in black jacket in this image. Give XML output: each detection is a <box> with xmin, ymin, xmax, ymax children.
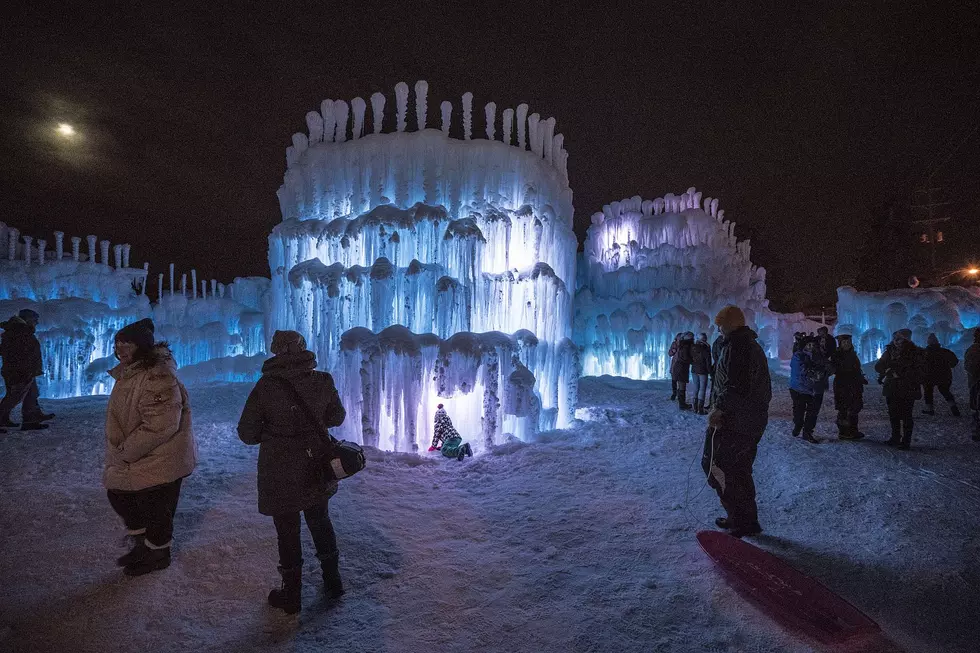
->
<box><xmin>0</xmin><ymin>309</ymin><xmax>53</xmax><ymax>431</ymax></box>
<box><xmin>874</xmin><ymin>329</ymin><xmax>922</xmax><ymax>450</ymax></box>
<box><xmin>702</xmin><ymin>306</ymin><xmax>772</xmax><ymax>538</ymax></box>
<box><xmin>920</xmin><ymin>333</ymin><xmax>960</xmax><ymax>416</ymax></box>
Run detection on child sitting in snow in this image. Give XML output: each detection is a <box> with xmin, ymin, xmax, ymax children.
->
<box><xmin>429</xmin><ymin>404</ymin><xmax>473</xmax><ymax>461</ymax></box>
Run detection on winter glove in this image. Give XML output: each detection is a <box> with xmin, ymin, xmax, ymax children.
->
<box><xmin>707</xmin><ymin>409</ymin><xmax>725</xmax><ymax>430</ymax></box>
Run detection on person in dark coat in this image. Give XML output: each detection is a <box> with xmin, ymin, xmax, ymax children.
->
<box><xmin>815</xmin><ymin>326</ymin><xmax>837</xmax><ymax>359</ymax></box>
<box><xmin>703</xmin><ymin>306</ymin><xmax>772</xmax><ymax>539</ymax></box>
<box><xmin>788</xmin><ymin>337</ymin><xmax>830</xmax><ymax>442</ymax></box>
<box><xmin>691</xmin><ymin>333</ymin><xmax>712</xmax><ymax>415</ymax></box>
<box><xmin>670</xmin><ymin>332</ymin><xmax>695</xmax><ymax>410</ymax></box>
<box><xmin>920</xmin><ymin>333</ymin><xmax>960</xmax><ymax>416</ymax></box>
<box><xmin>831</xmin><ymin>334</ymin><xmax>866</xmax><ymax>440</ymax></box>
<box><xmin>874</xmin><ymin>329</ymin><xmax>922</xmax><ymax>450</ymax></box>
<box><xmin>429</xmin><ymin>404</ymin><xmax>473</xmax><ymax>460</ymax></box>
<box><xmin>0</xmin><ymin>309</ymin><xmax>55</xmax><ymax>431</ymax></box>
<box><xmin>668</xmin><ymin>333</ymin><xmax>682</xmax><ymax>400</ymax></box>
<box><xmin>238</xmin><ymin>330</ymin><xmax>347</xmax><ymax>614</ymax></box>
<box><xmin>792</xmin><ymin>331</ymin><xmax>807</xmax><ymax>354</ymax></box>
<box><xmin>708</xmin><ymin>332</ymin><xmax>724</xmax><ymax>410</ymax></box>
<box><xmin>965</xmin><ymin>328</ymin><xmax>980</xmax><ymax>442</ymax></box>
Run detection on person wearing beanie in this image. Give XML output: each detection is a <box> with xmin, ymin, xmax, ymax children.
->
<box><xmin>965</xmin><ymin>328</ymin><xmax>980</xmax><ymax>442</ymax></box>
<box><xmin>430</xmin><ymin>404</ymin><xmax>473</xmax><ymax>460</ymax></box>
<box><xmin>238</xmin><ymin>330</ymin><xmax>347</xmax><ymax>614</ymax></box>
<box><xmin>702</xmin><ymin>305</ymin><xmax>772</xmax><ymax>539</ymax></box>
<box><xmin>670</xmin><ymin>332</ymin><xmax>695</xmax><ymax>411</ymax></box>
<box><xmin>0</xmin><ymin>307</ymin><xmax>54</xmax><ymax>431</ymax></box>
<box><xmin>690</xmin><ymin>333</ymin><xmax>712</xmax><ymax>415</ymax></box>
<box><xmin>831</xmin><ymin>334</ymin><xmax>867</xmax><ymax>440</ymax></box>
<box><xmin>920</xmin><ymin>333</ymin><xmax>960</xmax><ymax>417</ymax></box>
<box><xmin>874</xmin><ymin>328</ymin><xmax>923</xmax><ymax>449</ymax></box>
<box><xmin>788</xmin><ymin>336</ymin><xmax>831</xmax><ymax>442</ymax></box>
<box><xmin>104</xmin><ymin>318</ymin><xmax>196</xmax><ymax>576</ymax></box>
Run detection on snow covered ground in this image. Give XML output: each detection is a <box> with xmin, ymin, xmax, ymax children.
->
<box><xmin>2</xmin><ymin>372</ymin><xmax>978</xmax><ymax>652</ymax></box>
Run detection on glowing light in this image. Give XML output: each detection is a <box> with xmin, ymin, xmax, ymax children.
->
<box><xmin>967</xmin><ymin>268</ymin><xmax>979</xmax><ymax>275</ymax></box>
<box><xmin>56</xmin><ymin>123</ymin><xmax>75</xmax><ymax>137</ymax></box>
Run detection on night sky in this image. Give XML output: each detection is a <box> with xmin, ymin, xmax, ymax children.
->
<box><xmin>2</xmin><ymin>2</ymin><xmax>977</xmax><ymax>311</ymax></box>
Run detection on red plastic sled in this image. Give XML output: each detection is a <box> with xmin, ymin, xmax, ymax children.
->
<box><xmin>697</xmin><ymin>531</ymin><xmax>881</xmax><ymax>646</ymax></box>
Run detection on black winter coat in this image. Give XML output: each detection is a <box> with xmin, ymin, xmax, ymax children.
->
<box><xmin>237</xmin><ymin>351</ymin><xmax>346</xmax><ymax>516</ymax></box>
<box><xmin>711</xmin><ymin>327</ymin><xmax>772</xmax><ymax>437</ymax></box>
<box><xmin>874</xmin><ymin>342</ymin><xmax>923</xmax><ymax>401</ymax></box>
<box><xmin>921</xmin><ymin>344</ymin><xmax>958</xmax><ymax>386</ymax></box>
<box><xmin>831</xmin><ymin>348</ymin><xmax>865</xmax><ymax>411</ymax></box>
<box><xmin>670</xmin><ymin>339</ymin><xmax>693</xmax><ymax>382</ymax></box>
<box><xmin>816</xmin><ymin>333</ymin><xmax>837</xmax><ymax>359</ymax></box>
<box><xmin>0</xmin><ymin>316</ymin><xmax>43</xmax><ymax>381</ymax></box>
<box><xmin>965</xmin><ymin>343</ymin><xmax>980</xmax><ymax>390</ymax></box>
<box><xmin>691</xmin><ymin>341</ymin><xmax>712</xmax><ymax>375</ymax></box>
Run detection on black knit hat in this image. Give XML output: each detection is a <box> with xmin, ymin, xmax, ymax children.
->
<box><xmin>115</xmin><ymin>318</ymin><xmax>155</xmax><ymax>353</ymax></box>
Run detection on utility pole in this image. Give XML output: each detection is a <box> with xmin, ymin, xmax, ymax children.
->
<box><xmin>910</xmin><ymin>185</ymin><xmax>952</xmax><ymax>276</ymax></box>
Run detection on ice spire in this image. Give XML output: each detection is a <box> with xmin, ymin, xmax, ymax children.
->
<box><xmin>484</xmin><ymin>102</ymin><xmax>496</xmax><ymax>140</ymax></box>
<box><xmin>351</xmin><ymin>97</ymin><xmax>366</xmax><ymax>139</ymax></box>
<box><xmin>38</xmin><ymin>239</ymin><xmax>46</xmax><ymax>265</ymax></box>
<box><xmin>440</xmin><ymin>100</ymin><xmax>452</xmax><ymax>134</ymax></box>
<box><xmin>333</xmin><ymin>100</ymin><xmax>349</xmax><ymax>142</ymax></box>
<box><xmin>157</xmin><ymin>273</ymin><xmax>163</xmax><ymax>300</ymax></box>
<box><xmin>502</xmin><ymin>108</ymin><xmax>514</xmax><ymax>145</ymax></box>
<box><xmin>542</xmin><ymin>117</ymin><xmax>556</xmax><ymax>163</ymax></box>
<box><xmin>23</xmin><ymin>236</ymin><xmax>32</xmax><ymax>264</ymax></box>
<box><xmin>462</xmin><ymin>92</ymin><xmax>473</xmax><ymax>140</ymax></box>
<box><xmin>414</xmin><ymin>80</ymin><xmax>428</xmax><ymax>129</ymax></box>
<box><xmin>86</xmin><ymin>235</ymin><xmax>96</xmax><ymax>263</ymax></box>
<box><xmin>54</xmin><ymin>231</ymin><xmax>64</xmax><ymax>260</ymax></box>
<box><xmin>370</xmin><ymin>92</ymin><xmax>385</xmax><ymax>134</ymax></box>
<box><xmin>122</xmin><ymin>244</ymin><xmax>130</xmax><ymax>268</ymax></box>
<box><xmin>71</xmin><ymin>236</ymin><xmax>81</xmax><ymax>262</ymax></box>
<box><xmin>306</xmin><ymin>111</ymin><xmax>324</xmax><ymax>143</ymax></box>
<box><xmin>321</xmin><ymin>99</ymin><xmax>335</xmax><ymax>143</ymax></box>
<box><xmin>191</xmin><ymin>269</ymin><xmax>198</xmax><ymax>299</ymax></box>
<box><xmin>100</xmin><ymin>240</ymin><xmax>110</xmax><ymax>266</ymax></box>
<box><xmin>7</xmin><ymin>229</ymin><xmax>17</xmax><ymax>260</ymax></box>
<box><xmin>527</xmin><ymin>113</ymin><xmax>541</xmax><ymax>156</ymax></box>
<box><xmin>169</xmin><ymin>262</ymin><xmax>175</xmax><ymax>296</ymax></box>
<box><xmin>516</xmin><ymin>103</ymin><xmax>528</xmax><ymax>149</ymax></box>
<box><xmin>395</xmin><ymin>82</ymin><xmax>409</xmax><ymax>132</ymax></box>
<box><xmin>180</xmin><ymin>273</ymin><xmax>187</xmax><ymax>296</ymax></box>
<box><xmin>113</xmin><ymin>244</ymin><xmax>122</xmax><ymax>269</ymax></box>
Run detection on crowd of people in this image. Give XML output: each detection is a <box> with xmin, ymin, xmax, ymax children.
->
<box><xmin>2</xmin><ymin>306</ymin><xmax>979</xmax><ymax>614</ymax></box>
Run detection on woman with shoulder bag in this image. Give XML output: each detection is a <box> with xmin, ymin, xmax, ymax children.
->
<box><xmin>237</xmin><ymin>330</ymin><xmax>347</xmax><ymax>614</ymax></box>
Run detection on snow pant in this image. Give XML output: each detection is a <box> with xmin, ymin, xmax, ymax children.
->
<box><xmin>441</xmin><ymin>435</ymin><xmax>465</xmax><ymax>459</ymax></box>
<box><xmin>0</xmin><ymin>375</ymin><xmax>42</xmax><ymax>423</ymax></box>
<box><xmin>702</xmin><ymin>427</ymin><xmax>762</xmax><ymax>529</ymax></box>
<box><xmin>692</xmin><ymin>374</ymin><xmax>709</xmax><ymax>404</ymax></box>
<box><xmin>836</xmin><ymin>408</ymin><xmax>860</xmax><ymax>435</ymax></box>
<box><xmin>272</xmin><ymin>499</ymin><xmax>339</xmax><ymax>569</ymax></box>
<box><xmin>922</xmin><ymin>383</ymin><xmax>955</xmax><ymax>408</ymax></box>
<box><xmin>886</xmin><ymin>397</ymin><xmax>915</xmax><ymax>444</ymax></box>
<box><xmin>790</xmin><ymin>390</ymin><xmax>823</xmax><ymax>434</ymax></box>
<box><xmin>107</xmin><ymin>478</ymin><xmax>183</xmax><ymax>548</ymax></box>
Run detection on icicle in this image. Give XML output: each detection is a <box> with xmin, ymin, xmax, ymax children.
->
<box><xmin>333</xmin><ymin>100</ymin><xmax>349</xmax><ymax>142</ymax></box>
<box><xmin>22</xmin><ymin>236</ymin><xmax>32</xmax><ymax>264</ymax></box>
<box><xmin>71</xmin><ymin>236</ymin><xmax>81</xmax><ymax>262</ymax></box>
<box><xmin>291</xmin><ymin>132</ymin><xmax>308</xmax><ymax>155</ymax></box>
<box><xmin>86</xmin><ymin>235</ymin><xmax>96</xmax><ymax>263</ymax></box>
<box><xmin>191</xmin><ymin>269</ymin><xmax>198</xmax><ymax>299</ymax></box>
<box><xmin>210</xmin><ymin>279</ymin><xmax>217</xmax><ymax>298</ymax></box>
<box><xmin>122</xmin><ymin>244</ymin><xmax>131</xmax><ymax>268</ymax></box>
<box><xmin>100</xmin><ymin>240</ymin><xmax>110</xmax><ymax>266</ymax></box>
<box><xmin>551</xmin><ymin>133</ymin><xmax>564</xmax><ymax>168</ymax></box>
<box><xmin>54</xmin><ymin>231</ymin><xmax>64</xmax><ymax>259</ymax></box>
<box><xmin>462</xmin><ymin>92</ymin><xmax>473</xmax><ymax>140</ymax></box>
<box><xmin>516</xmin><ymin>103</ymin><xmax>528</xmax><ymax>149</ymax></box>
<box><xmin>542</xmin><ymin>117</ymin><xmax>556</xmax><ymax>163</ymax></box>
<box><xmin>169</xmin><ymin>263</ymin><xmax>175</xmax><ymax>296</ymax></box>
<box><xmin>37</xmin><ymin>239</ymin><xmax>46</xmax><ymax>265</ymax></box>
<box><xmin>113</xmin><ymin>244</ymin><xmax>122</xmax><ymax>268</ymax></box>
<box><xmin>6</xmin><ymin>228</ymin><xmax>17</xmax><ymax>260</ymax></box>
<box><xmin>306</xmin><ymin>111</ymin><xmax>324</xmax><ymax>143</ymax></box>
<box><xmin>158</xmin><ymin>273</ymin><xmax>164</xmax><ymax>299</ymax></box>
<box><xmin>527</xmin><ymin>113</ymin><xmax>541</xmax><ymax>156</ymax></box>
<box><xmin>321</xmin><ymin>99</ymin><xmax>335</xmax><ymax>143</ymax></box>
<box><xmin>484</xmin><ymin>102</ymin><xmax>496</xmax><ymax>140</ymax></box>
<box><xmin>201</xmin><ymin>279</ymin><xmax>207</xmax><ymax>299</ymax></box>
<box><xmin>181</xmin><ymin>273</ymin><xmax>187</xmax><ymax>297</ymax></box>
<box><xmin>414</xmin><ymin>80</ymin><xmax>428</xmax><ymax>129</ymax></box>
<box><xmin>351</xmin><ymin>97</ymin><xmax>366</xmax><ymax>139</ymax></box>
<box><xmin>370</xmin><ymin>92</ymin><xmax>385</xmax><ymax>134</ymax></box>
<box><xmin>710</xmin><ymin>198</ymin><xmax>719</xmax><ymax>218</ymax></box>
<box><xmin>218</xmin><ymin>282</ymin><xmax>225</xmax><ymax>298</ymax></box>
<box><xmin>502</xmin><ymin>108</ymin><xmax>514</xmax><ymax>145</ymax></box>
<box><xmin>142</xmin><ymin>262</ymin><xmax>149</xmax><ymax>294</ymax></box>
<box><xmin>395</xmin><ymin>82</ymin><xmax>409</xmax><ymax>131</ymax></box>
<box><xmin>440</xmin><ymin>101</ymin><xmax>452</xmax><ymax>134</ymax></box>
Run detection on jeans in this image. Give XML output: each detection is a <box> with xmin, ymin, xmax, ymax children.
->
<box><xmin>107</xmin><ymin>478</ymin><xmax>183</xmax><ymax>548</ymax></box>
<box><xmin>702</xmin><ymin>427</ymin><xmax>762</xmax><ymax>529</ymax></box>
<box><xmin>790</xmin><ymin>389</ymin><xmax>823</xmax><ymax>433</ymax></box>
<box><xmin>692</xmin><ymin>374</ymin><xmax>709</xmax><ymax>403</ymax></box>
<box><xmin>0</xmin><ymin>375</ymin><xmax>42</xmax><ymax>422</ymax></box>
<box><xmin>272</xmin><ymin>499</ymin><xmax>339</xmax><ymax>569</ymax></box>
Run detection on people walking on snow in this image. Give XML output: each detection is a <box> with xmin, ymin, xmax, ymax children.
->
<box><xmin>831</xmin><ymin>334</ymin><xmax>866</xmax><ymax>440</ymax></box>
<box><xmin>920</xmin><ymin>333</ymin><xmax>960</xmax><ymax>417</ymax></box>
<box><xmin>0</xmin><ymin>308</ymin><xmax>55</xmax><ymax>431</ymax></box>
<box><xmin>874</xmin><ymin>329</ymin><xmax>923</xmax><ymax>450</ymax></box>
<box><xmin>430</xmin><ymin>404</ymin><xmax>473</xmax><ymax>460</ymax></box>
<box><xmin>964</xmin><ymin>328</ymin><xmax>980</xmax><ymax>442</ymax></box>
<box><xmin>104</xmin><ymin>318</ymin><xmax>196</xmax><ymax>577</ymax></box>
<box><xmin>671</xmin><ymin>332</ymin><xmax>695</xmax><ymax>411</ymax></box>
<box><xmin>703</xmin><ymin>306</ymin><xmax>772</xmax><ymax>539</ymax></box>
<box><xmin>691</xmin><ymin>333</ymin><xmax>712</xmax><ymax>414</ymax></box>
<box><xmin>238</xmin><ymin>330</ymin><xmax>347</xmax><ymax>615</ymax></box>
<box><xmin>668</xmin><ymin>333</ymin><xmax>682</xmax><ymax>400</ymax></box>
<box><xmin>789</xmin><ymin>337</ymin><xmax>830</xmax><ymax>442</ymax></box>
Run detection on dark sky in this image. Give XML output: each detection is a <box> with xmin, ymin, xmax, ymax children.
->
<box><xmin>2</xmin><ymin>1</ymin><xmax>978</xmax><ymax>311</ymax></box>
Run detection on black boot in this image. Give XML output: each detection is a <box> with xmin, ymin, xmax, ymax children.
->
<box><xmin>0</xmin><ymin>418</ymin><xmax>18</xmax><ymax>428</ymax></box>
<box><xmin>886</xmin><ymin>420</ymin><xmax>901</xmax><ymax>446</ymax></box>
<box><xmin>693</xmin><ymin>400</ymin><xmax>701</xmax><ymax>415</ymax></box>
<box><xmin>922</xmin><ymin>404</ymin><xmax>935</xmax><ymax>416</ymax></box>
<box><xmin>950</xmin><ymin>402</ymin><xmax>961</xmax><ymax>417</ymax></box>
<box><xmin>268</xmin><ymin>565</ymin><xmax>302</xmax><ymax>614</ymax></box>
<box><xmin>116</xmin><ymin>536</ymin><xmax>148</xmax><ymax>567</ymax></box>
<box><xmin>678</xmin><ymin>396</ymin><xmax>691</xmax><ymax>411</ymax></box>
<box><xmin>317</xmin><ymin>552</ymin><xmax>345</xmax><ymax>600</ymax></box>
<box><xmin>124</xmin><ymin>545</ymin><xmax>171</xmax><ymax>576</ymax></box>
<box><xmin>464</xmin><ymin>442</ymin><xmax>473</xmax><ymax>457</ymax></box>
<box><xmin>897</xmin><ymin>422</ymin><xmax>912</xmax><ymax>450</ymax></box>
<box><xmin>802</xmin><ymin>430</ymin><xmax>819</xmax><ymax>443</ymax></box>
<box><xmin>715</xmin><ymin>517</ymin><xmax>731</xmax><ymax>529</ymax></box>
<box><xmin>20</xmin><ymin>422</ymin><xmax>48</xmax><ymax>431</ymax></box>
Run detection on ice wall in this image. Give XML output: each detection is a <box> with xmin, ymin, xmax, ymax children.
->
<box><xmin>836</xmin><ymin>285</ymin><xmax>980</xmax><ymax>362</ymax></box>
<box><xmin>0</xmin><ymin>223</ymin><xmax>270</xmax><ymax>398</ymax></box>
<box><xmin>270</xmin><ymin>81</ymin><xmax>579</xmax><ymax>451</ymax></box>
<box><xmin>574</xmin><ymin>192</ymin><xmax>811</xmax><ymax>379</ymax></box>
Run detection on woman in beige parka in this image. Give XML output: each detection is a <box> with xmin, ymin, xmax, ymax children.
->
<box><xmin>104</xmin><ymin>318</ymin><xmax>196</xmax><ymax>576</ymax></box>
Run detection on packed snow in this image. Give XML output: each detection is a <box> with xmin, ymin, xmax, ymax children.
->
<box><xmin>2</xmin><ymin>372</ymin><xmax>978</xmax><ymax>652</ymax></box>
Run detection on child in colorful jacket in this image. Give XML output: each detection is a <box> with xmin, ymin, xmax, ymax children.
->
<box><xmin>429</xmin><ymin>404</ymin><xmax>473</xmax><ymax>461</ymax></box>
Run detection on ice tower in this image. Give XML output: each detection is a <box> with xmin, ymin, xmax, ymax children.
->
<box><xmin>574</xmin><ymin>192</ymin><xmax>814</xmax><ymax>379</ymax></box>
<box><xmin>268</xmin><ymin>81</ymin><xmax>579</xmax><ymax>452</ymax></box>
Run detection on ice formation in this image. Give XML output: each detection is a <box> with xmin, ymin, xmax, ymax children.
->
<box><xmin>836</xmin><ymin>285</ymin><xmax>980</xmax><ymax>362</ymax></box>
<box><xmin>0</xmin><ymin>222</ymin><xmax>269</xmax><ymax>398</ymax></box>
<box><xmin>574</xmin><ymin>192</ymin><xmax>817</xmax><ymax>379</ymax></box>
<box><xmin>270</xmin><ymin>81</ymin><xmax>578</xmax><ymax>452</ymax></box>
